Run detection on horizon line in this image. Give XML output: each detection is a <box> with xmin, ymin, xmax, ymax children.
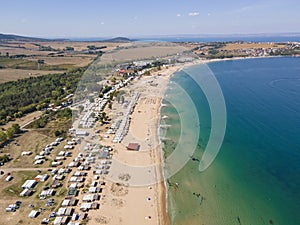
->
<box><xmin>2</xmin><ymin>32</ymin><xmax>300</xmax><ymax>40</ymax></box>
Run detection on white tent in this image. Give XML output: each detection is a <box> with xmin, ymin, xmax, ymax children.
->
<box><xmin>62</xmin><ymin>199</ymin><xmax>70</xmax><ymax>207</ymax></box>
<box><xmin>28</xmin><ymin>210</ymin><xmax>39</xmax><ymax>218</ymax></box>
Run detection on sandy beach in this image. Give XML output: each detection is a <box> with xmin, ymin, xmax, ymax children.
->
<box><xmin>86</xmin><ymin>65</ymin><xmax>182</xmax><ymax>225</ymax></box>
<box><xmin>87</xmin><ymin>58</ymin><xmax>247</xmax><ymax>225</ymax></box>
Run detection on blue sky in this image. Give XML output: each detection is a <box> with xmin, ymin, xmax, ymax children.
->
<box><xmin>1</xmin><ymin>0</ymin><xmax>299</xmax><ymax>38</ymax></box>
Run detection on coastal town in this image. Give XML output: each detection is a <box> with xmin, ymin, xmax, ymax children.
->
<box><xmin>0</xmin><ymin>37</ymin><xmax>300</xmax><ymax>225</ymax></box>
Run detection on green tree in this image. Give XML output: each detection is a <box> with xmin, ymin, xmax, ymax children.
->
<box><xmin>144</xmin><ymin>70</ymin><xmax>150</xmax><ymax>76</ymax></box>
<box><xmin>0</xmin><ymin>131</ymin><xmax>7</xmax><ymax>143</ymax></box>
<box><xmin>110</xmin><ymin>77</ymin><xmax>116</xmax><ymax>84</ymax></box>
<box><xmin>109</xmin><ymin>93</ymin><xmax>114</xmax><ymax>101</ymax></box>
<box><xmin>52</xmin><ymin>90</ymin><xmax>60</xmax><ymax>99</ymax></box>
<box><xmin>56</xmin><ymin>108</ymin><xmax>72</xmax><ymax>118</ymax></box>
<box><xmin>17</xmin><ymin>111</ymin><xmax>23</xmax><ymax>118</ymax></box>
<box><xmin>98</xmin><ymin>112</ymin><xmax>108</xmax><ymax>124</ymax></box>
<box><xmin>6</xmin><ymin>127</ymin><xmax>15</xmax><ymax>139</ymax></box>
<box><xmin>0</xmin><ymin>154</ymin><xmax>9</xmax><ymax>163</ymax></box>
<box><xmin>54</xmin><ymin>130</ymin><xmax>62</xmax><ymax>137</ymax></box>
<box><xmin>13</xmin><ymin>112</ymin><xmax>18</xmax><ymax>118</ymax></box>
<box><xmin>12</xmin><ymin>123</ymin><xmax>21</xmax><ymax>134</ymax></box>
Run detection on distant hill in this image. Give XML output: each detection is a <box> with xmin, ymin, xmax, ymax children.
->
<box><xmin>102</xmin><ymin>37</ymin><xmax>134</xmax><ymax>43</ymax></box>
<box><xmin>0</xmin><ymin>33</ymin><xmax>67</xmax><ymax>42</ymax></box>
<box><xmin>0</xmin><ymin>33</ymin><xmax>132</xmax><ymax>43</ymax></box>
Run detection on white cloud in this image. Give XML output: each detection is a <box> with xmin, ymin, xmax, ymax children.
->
<box><xmin>188</xmin><ymin>12</ymin><xmax>200</xmax><ymax>16</ymax></box>
<box><xmin>176</xmin><ymin>13</ymin><xmax>181</xmax><ymax>17</ymax></box>
<box><xmin>100</xmin><ymin>21</ymin><xmax>105</xmax><ymax>25</ymax></box>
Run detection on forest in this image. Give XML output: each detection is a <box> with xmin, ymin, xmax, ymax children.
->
<box><xmin>0</xmin><ymin>67</ymin><xmax>86</xmax><ymax>124</ymax></box>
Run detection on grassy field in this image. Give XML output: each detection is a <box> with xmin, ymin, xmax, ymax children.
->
<box><xmin>28</xmin><ymin>55</ymin><xmax>95</xmax><ymax>67</ymax></box>
<box><xmin>0</xmin><ymin>56</ymin><xmax>82</xmax><ymax>70</ymax></box>
<box><xmin>0</xmin><ymin>68</ymin><xmax>65</xmax><ymax>83</ymax></box>
<box><xmin>0</xmin><ymin>169</ymin><xmax>67</xmax><ymax>225</ymax></box>
<box><xmin>222</xmin><ymin>42</ymin><xmax>286</xmax><ymax>50</ymax></box>
<box><xmin>0</xmin><ymin>110</ymin><xmax>74</xmax><ymax>224</ymax></box>
<box><xmin>2</xmin><ymin>171</ymin><xmax>37</xmax><ymax>197</ymax></box>
<box><xmin>1</xmin><ymin>109</ymin><xmax>72</xmax><ymax>168</ymax></box>
<box><xmin>1</xmin><ymin>130</ymin><xmax>51</xmax><ymax>168</ymax></box>
<box><xmin>0</xmin><ymin>41</ymin><xmax>120</xmax><ymax>57</ymax></box>
<box><xmin>99</xmin><ymin>42</ymin><xmax>189</xmax><ymax>65</ymax></box>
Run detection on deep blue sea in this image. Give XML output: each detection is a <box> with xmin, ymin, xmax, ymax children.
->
<box><xmin>161</xmin><ymin>57</ymin><xmax>300</xmax><ymax>225</ymax></box>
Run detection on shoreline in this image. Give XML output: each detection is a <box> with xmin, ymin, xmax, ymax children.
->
<box><xmin>197</xmin><ymin>54</ymin><xmax>299</xmax><ymax>65</ymax></box>
<box><xmin>157</xmin><ymin>64</ymin><xmax>185</xmax><ymax>225</ymax></box>
<box><xmin>157</xmin><ymin>102</ymin><xmax>170</xmax><ymax>225</ymax></box>
<box><xmin>153</xmin><ymin>65</ymin><xmax>182</xmax><ymax>225</ymax></box>
<box><xmin>155</xmin><ymin>55</ymin><xmax>277</xmax><ymax>225</ymax></box>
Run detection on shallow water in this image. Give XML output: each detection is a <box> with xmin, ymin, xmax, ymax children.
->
<box><xmin>161</xmin><ymin>57</ymin><xmax>300</xmax><ymax>225</ymax></box>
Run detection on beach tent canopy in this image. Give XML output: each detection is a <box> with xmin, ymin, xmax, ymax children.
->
<box><xmin>126</xmin><ymin>143</ymin><xmax>140</xmax><ymax>151</ymax></box>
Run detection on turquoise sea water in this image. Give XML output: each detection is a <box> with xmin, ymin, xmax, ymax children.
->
<box><xmin>161</xmin><ymin>57</ymin><xmax>300</xmax><ymax>225</ymax></box>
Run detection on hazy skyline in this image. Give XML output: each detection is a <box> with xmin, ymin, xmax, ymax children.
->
<box><xmin>1</xmin><ymin>0</ymin><xmax>300</xmax><ymax>38</ymax></box>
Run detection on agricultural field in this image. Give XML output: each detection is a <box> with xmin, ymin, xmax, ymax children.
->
<box><xmin>0</xmin><ymin>40</ymin><xmax>121</xmax><ymax>83</ymax></box>
<box><xmin>0</xmin><ymin>68</ymin><xmax>65</xmax><ymax>84</ymax></box>
<box><xmin>221</xmin><ymin>42</ymin><xmax>286</xmax><ymax>50</ymax></box>
<box><xmin>99</xmin><ymin>42</ymin><xmax>189</xmax><ymax>65</ymax></box>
